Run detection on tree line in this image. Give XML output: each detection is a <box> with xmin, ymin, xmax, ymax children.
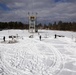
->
<box><xmin>38</xmin><ymin>21</ymin><xmax>76</xmax><ymax>31</ymax></box>
<box><xmin>0</xmin><ymin>21</ymin><xmax>76</xmax><ymax>31</ymax></box>
<box><xmin>0</xmin><ymin>22</ymin><xmax>29</xmax><ymax>30</ymax></box>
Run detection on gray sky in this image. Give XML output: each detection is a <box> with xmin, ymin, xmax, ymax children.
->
<box><xmin>0</xmin><ymin>0</ymin><xmax>76</xmax><ymax>23</ymax></box>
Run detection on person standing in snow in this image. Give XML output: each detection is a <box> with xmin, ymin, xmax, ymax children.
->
<box><xmin>39</xmin><ymin>35</ymin><xmax>41</xmax><ymax>41</ymax></box>
<box><xmin>3</xmin><ymin>36</ymin><xmax>5</xmax><ymax>42</ymax></box>
<box><xmin>55</xmin><ymin>34</ymin><xmax>57</xmax><ymax>38</ymax></box>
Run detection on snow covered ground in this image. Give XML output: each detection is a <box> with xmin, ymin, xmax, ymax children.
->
<box><xmin>0</xmin><ymin>29</ymin><xmax>76</xmax><ymax>75</ymax></box>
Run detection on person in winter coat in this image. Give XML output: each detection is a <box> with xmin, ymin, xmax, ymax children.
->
<box><xmin>3</xmin><ymin>36</ymin><xmax>5</xmax><ymax>42</ymax></box>
<box><xmin>39</xmin><ymin>35</ymin><xmax>41</xmax><ymax>41</ymax></box>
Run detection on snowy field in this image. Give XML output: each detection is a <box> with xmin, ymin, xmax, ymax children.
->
<box><xmin>0</xmin><ymin>29</ymin><xmax>76</xmax><ymax>75</ymax></box>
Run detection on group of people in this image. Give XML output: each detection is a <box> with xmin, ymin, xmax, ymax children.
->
<box><xmin>3</xmin><ymin>34</ymin><xmax>57</xmax><ymax>42</ymax></box>
<box><xmin>2</xmin><ymin>35</ymin><xmax>42</xmax><ymax>42</ymax></box>
<box><xmin>3</xmin><ymin>36</ymin><xmax>14</xmax><ymax>42</ymax></box>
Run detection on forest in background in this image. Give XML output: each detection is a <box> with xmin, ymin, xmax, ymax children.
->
<box><xmin>0</xmin><ymin>21</ymin><xmax>76</xmax><ymax>31</ymax></box>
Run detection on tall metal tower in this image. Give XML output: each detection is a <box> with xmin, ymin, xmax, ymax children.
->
<box><xmin>28</xmin><ymin>12</ymin><xmax>38</xmax><ymax>33</ymax></box>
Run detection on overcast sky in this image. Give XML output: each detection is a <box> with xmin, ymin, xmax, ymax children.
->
<box><xmin>0</xmin><ymin>0</ymin><xmax>76</xmax><ymax>23</ymax></box>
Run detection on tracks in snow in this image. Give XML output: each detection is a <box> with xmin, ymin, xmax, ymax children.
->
<box><xmin>34</xmin><ymin>39</ymin><xmax>64</xmax><ymax>75</ymax></box>
<box><xmin>0</xmin><ymin>38</ymin><xmax>64</xmax><ymax>75</ymax></box>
